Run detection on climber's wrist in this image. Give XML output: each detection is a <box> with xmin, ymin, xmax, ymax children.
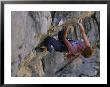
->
<box><xmin>78</xmin><ymin>24</ymin><xmax>85</xmax><ymax>33</ymax></box>
<box><xmin>78</xmin><ymin>23</ymin><xmax>83</xmax><ymax>27</ymax></box>
<box><xmin>81</xmin><ymin>31</ymin><xmax>85</xmax><ymax>34</ymax></box>
<box><xmin>80</xmin><ymin>27</ymin><xmax>85</xmax><ymax>33</ymax></box>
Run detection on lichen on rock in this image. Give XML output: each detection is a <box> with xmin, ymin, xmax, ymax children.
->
<box><xmin>11</xmin><ymin>11</ymin><xmax>100</xmax><ymax>77</ymax></box>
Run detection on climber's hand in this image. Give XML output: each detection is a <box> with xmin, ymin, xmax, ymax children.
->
<box><xmin>77</xmin><ymin>19</ymin><xmax>85</xmax><ymax>33</ymax></box>
<box><xmin>77</xmin><ymin>18</ymin><xmax>83</xmax><ymax>25</ymax></box>
<box><xmin>63</xmin><ymin>24</ymin><xmax>68</xmax><ymax>30</ymax></box>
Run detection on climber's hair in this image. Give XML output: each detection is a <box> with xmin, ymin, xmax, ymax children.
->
<box><xmin>82</xmin><ymin>47</ymin><xmax>93</xmax><ymax>58</ymax></box>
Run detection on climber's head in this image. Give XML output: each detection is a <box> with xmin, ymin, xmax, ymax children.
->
<box><xmin>82</xmin><ymin>47</ymin><xmax>93</xmax><ymax>58</ymax></box>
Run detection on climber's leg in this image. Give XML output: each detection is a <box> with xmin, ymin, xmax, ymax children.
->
<box><xmin>40</xmin><ymin>36</ymin><xmax>53</xmax><ymax>52</ymax></box>
<box><xmin>42</xmin><ymin>36</ymin><xmax>64</xmax><ymax>52</ymax></box>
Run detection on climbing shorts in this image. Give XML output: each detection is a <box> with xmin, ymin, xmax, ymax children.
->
<box><xmin>42</xmin><ymin>36</ymin><xmax>66</xmax><ymax>52</ymax></box>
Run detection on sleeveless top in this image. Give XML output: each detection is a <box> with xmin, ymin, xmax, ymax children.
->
<box><xmin>58</xmin><ymin>29</ymin><xmax>85</xmax><ymax>54</ymax></box>
<box><xmin>69</xmin><ymin>40</ymin><xmax>85</xmax><ymax>54</ymax></box>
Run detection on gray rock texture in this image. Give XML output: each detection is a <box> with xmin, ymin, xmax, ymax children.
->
<box><xmin>11</xmin><ymin>11</ymin><xmax>51</xmax><ymax>76</ymax></box>
<box><xmin>11</xmin><ymin>11</ymin><xmax>100</xmax><ymax>77</ymax></box>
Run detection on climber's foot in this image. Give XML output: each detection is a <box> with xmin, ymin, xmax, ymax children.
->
<box><xmin>35</xmin><ymin>46</ymin><xmax>47</xmax><ymax>52</ymax></box>
<box><xmin>42</xmin><ymin>47</ymin><xmax>47</xmax><ymax>52</ymax></box>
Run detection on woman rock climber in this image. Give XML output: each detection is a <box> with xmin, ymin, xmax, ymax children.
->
<box><xmin>38</xmin><ymin>19</ymin><xmax>93</xmax><ymax>60</ymax></box>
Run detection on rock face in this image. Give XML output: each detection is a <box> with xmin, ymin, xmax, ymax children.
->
<box><xmin>11</xmin><ymin>11</ymin><xmax>52</xmax><ymax>76</ymax></box>
<box><xmin>11</xmin><ymin>11</ymin><xmax>100</xmax><ymax>77</ymax></box>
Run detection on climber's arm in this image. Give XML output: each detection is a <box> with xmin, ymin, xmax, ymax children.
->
<box><xmin>63</xmin><ymin>38</ymin><xmax>74</xmax><ymax>53</ymax></box>
<box><xmin>78</xmin><ymin>21</ymin><xmax>90</xmax><ymax>47</ymax></box>
<box><xmin>63</xmin><ymin>28</ymin><xmax>75</xmax><ymax>55</ymax></box>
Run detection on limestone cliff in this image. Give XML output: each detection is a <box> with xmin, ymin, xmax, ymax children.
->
<box><xmin>11</xmin><ymin>11</ymin><xmax>100</xmax><ymax>77</ymax></box>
